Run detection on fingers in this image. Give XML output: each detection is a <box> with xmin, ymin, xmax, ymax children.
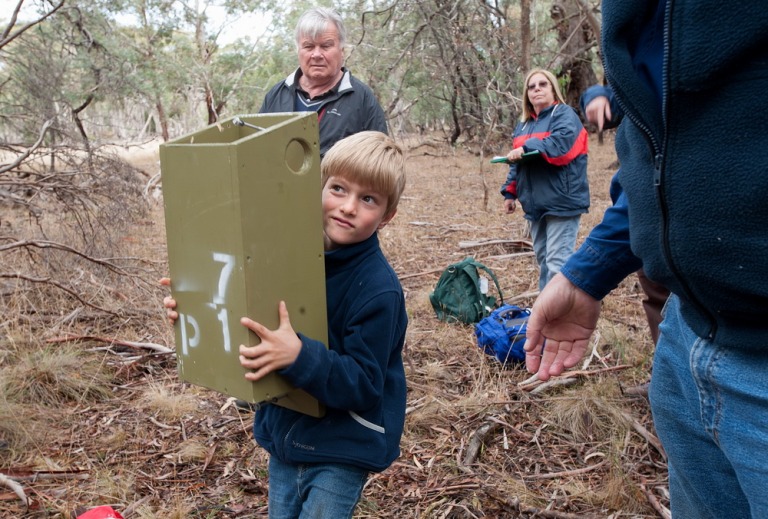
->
<box><xmin>240</xmin><ymin>316</ymin><xmax>268</xmax><ymax>338</ymax></box>
<box><xmin>586</xmin><ymin>96</ymin><xmax>610</xmax><ymax>132</ymax></box>
<box><xmin>159</xmin><ymin>277</ymin><xmax>171</xmax><ymax>287</ymax></box>
<box><xmin>506</xmin><ymin>147</ymin><xmax>525</xmax><ymax>162</ymax></box>
<box><xmin>162</xmin><ymin>295</ymin><xmax>178</xmax><ymax>325</ymax></box>
<box><xmin>238</xmin><ymin>302</ymin><xmax>296</xmax><ymax>381</ymax></box>
<box><xmin>277</xmin><ymin>300</ymin><xmax>292</xmax><ymax>331</ymax></box>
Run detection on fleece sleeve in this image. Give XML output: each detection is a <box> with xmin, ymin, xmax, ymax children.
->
<box><xmin>278</xmin><ymin>290</ymin><xmax>404</xmax><ymax>412</ymax></box>
<box><xmin>560</xmin><ymin>173</ymin><xmax>642</xmax><ymax>299</ymax></box>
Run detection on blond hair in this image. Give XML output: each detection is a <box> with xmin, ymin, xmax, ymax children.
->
<box><xmin>321</xmin><ymin>131</ymin><xmax>406</xmax><ymax>217</ymax></box>
<box><xmin>521</xmin><ymin>69</ymin><xmax>567</xmax><ymax>121</ymax></box>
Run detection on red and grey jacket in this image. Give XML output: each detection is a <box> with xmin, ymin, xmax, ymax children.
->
<box><xmin>260</xmin><ymin>68</ymin><xmax>388</xmax><ymax>158</ymax></box>
<box><xmin>500</xmin><ymin>103</ymin><xmax>589</xmax><ymax>222</ymax></box>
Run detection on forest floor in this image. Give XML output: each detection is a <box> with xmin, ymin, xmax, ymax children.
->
<box><xmin>0</xmin><ymin>130</ymin><xmax>669</xmax><ymax>518</ymax></box>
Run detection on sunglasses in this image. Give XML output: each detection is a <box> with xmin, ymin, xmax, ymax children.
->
<box><xmin>527</xmin><ymin>80</ymin><xmax>550</xmax><ymax>91</ymax></box>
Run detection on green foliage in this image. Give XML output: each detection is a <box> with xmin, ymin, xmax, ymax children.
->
<box><xmin>1</xmin><ymin>0</ymin><xmax>599</xmax><ymax>143</ymax></box>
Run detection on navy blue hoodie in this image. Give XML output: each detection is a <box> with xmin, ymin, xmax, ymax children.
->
<box><xmin>252</xmin><ymin>232</ymin><xmax>407</xmax><ymax>472</ymax></box>
<box><xmin>562</xmin><ymin>0</ymin><xmax>768</xmax><ymax>349</ymax></box>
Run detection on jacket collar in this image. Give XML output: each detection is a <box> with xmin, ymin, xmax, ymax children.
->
<box><xmin>284</xmin><ymin>67</ymin><xmax>353</xmax><ymax>94</ymax></box>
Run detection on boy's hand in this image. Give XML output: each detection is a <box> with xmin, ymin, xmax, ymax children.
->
<box><xmin>159</xmin><ymin>277</ymin><xmax>179</xmax><ymax>325</ymax></box>
<box><xmin>239</xmin><ymin>301</ymin><xmax>302</xmax><ymax>381</ymax></box>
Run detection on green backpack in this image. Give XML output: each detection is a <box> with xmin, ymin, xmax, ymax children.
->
<box><xmin>429</xmin><ymin>257</ymin><xmax>504</xmax><ymax>324</ymax></box>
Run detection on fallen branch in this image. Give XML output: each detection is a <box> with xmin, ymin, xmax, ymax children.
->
<box><xmin>480</xmin><ymin>251</ymin><xmax>535</xmax><ymax>260</ymax></box>
<box><xmin>621</xmin><ymin>410</ymin><xmax>667</xmax><ymax>461</ymax></box>
<box><xmin>460</xmin><ymin>421</ymin><xmax>500</xmax><ymax>471</ymax></box>
<box><xmin>530</xmin><ymin>377</ymin><xmax>578</xmax><ymax>394</ymax></box>
<box><xmin>505</xmin><ymin>289</ymin><xmax>539</xmax><ymax>304</ymax></box>
<box><xmin>0</xmin><ymin>473</ymin><xmax>27</xmax><ymax>508</ymax></box>
<box><xmin>458</xmin><ymin>239</ymin><xmax>532</xmax><ymax>250</ymax></box>
<box><xmin>639</xmin><ymin>479</ymin><xmax>671</xmax><ymax>519</ymax></box>
<box><xmin>524</xmin><ymin>459</ymin><xmax>607</xmax><ymax>480</ymax></box>
<box><xmin>46</xmin><ymin>335</ymin><xmax>173</xmax><ymax>354</ymax></box>
<box><xmin>518</xmin><ymin>365</ymin><xmax>632</xmax><ymax>392</ymax></box>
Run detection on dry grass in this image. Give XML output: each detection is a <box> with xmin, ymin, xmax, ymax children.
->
<box><xmin>0</xmin><ymin>131</ymin><xmax>668</xmax><ymax>518</ymax></box>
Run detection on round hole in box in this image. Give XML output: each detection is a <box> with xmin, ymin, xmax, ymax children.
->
<box><xmin>284</xmin><ymin>138</ymin><xmax>313</xmax><ymax>175</ymax></box>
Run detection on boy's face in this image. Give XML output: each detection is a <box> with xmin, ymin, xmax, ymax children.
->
<box><xmin>322</xmin><ymin>175</ymin><xmax>395</xmax><ymax>250</ymax></box>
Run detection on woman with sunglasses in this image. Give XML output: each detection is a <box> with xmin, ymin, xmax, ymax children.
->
<box><xmin>499</xmin><ymin>69</ymin><xmax>590</xmax><ymax>291</ymax></box>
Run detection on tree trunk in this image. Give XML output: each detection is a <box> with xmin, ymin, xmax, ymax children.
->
<box><xmin>520</xmin><ymin>0</ymin><xmax>532</xmax><ymax>72</ymax></box>
<box><xmin>550</xmin><ymin>0</ymin><xmax>598</xmax><ymax>108</ymax></box>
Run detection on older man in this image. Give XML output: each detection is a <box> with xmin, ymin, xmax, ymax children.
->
<box><xmin>260</xmin><ymin>8</ymin><xmax>388</xmax><ymax>157</ymax></box>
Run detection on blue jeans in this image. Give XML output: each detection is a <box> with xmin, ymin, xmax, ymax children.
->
<box><xmin>649</xmin><ymin>295</ymin><xmax>768</xmax><ymax>518</ymax></box>
<box><xmin>267</xmin><ymin>456</ymin><xmax>369</xmax><ymax>519</ymax></box>
<box><xmin>529</xmin><ymin>215</ymin><xmax>580</xmax><ymax>290</ymax></box>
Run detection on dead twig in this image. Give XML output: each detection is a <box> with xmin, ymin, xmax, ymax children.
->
<box><xmin>524</xmin><ymin>459</ymin><xmax>607</xmax><ymax>480</ymax></box>
<box><xmin>639</xmin><ymin>479</ymin><xmax>672</xmax><ymax>519</ymax></box>
<box><xmin>460</xmin><ymin>421</ymin><xmax>500</xmax><ymax>471</ymax></box>
<box><xmin>621</xmin><ymin>410</ymin><xmax>667</xmax><ymax>461</ymax></box>
<box><xmin>518</xmin><ymin>365</ymin><xmax>632</xmax><ymax>392</ymax></box>
<box><xmin>46</xmin><ymin>334</ymin><xmax>173</xmax><ymax>354</ymax></box>
<box><xmin>0</xmin><ymin>473</ymin><xmax>28</xmax><ymax>508</ymax></box>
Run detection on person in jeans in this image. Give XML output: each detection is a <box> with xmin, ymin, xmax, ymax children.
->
<box><xmin>524</xmin><ymin>1</ymin><xmax>768</xmax><ymax>516</ymax></box>
<box><xmin>499</xmin><ymin>68</ymin><xmax>589</xmax><ymax>291</ymax></box>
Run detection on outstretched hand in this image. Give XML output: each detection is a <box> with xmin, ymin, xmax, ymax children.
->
<box><xmin>239</xmin><ymin>301</ymin><xmax>302</xmax><ymax>381</ymax></box>
<box><xmin>524</xmin><ymin>273</ymin><xmax>601</xmax><ymax>381</ymax></box>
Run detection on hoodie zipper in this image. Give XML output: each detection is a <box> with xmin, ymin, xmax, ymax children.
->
<box><xmin>606</xmin><ymin>0</ymin><xmax>717</xmax><ymax>339</ymax></box>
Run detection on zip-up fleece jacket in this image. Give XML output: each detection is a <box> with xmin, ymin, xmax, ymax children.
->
<box><xmin>561</xmin><ymin>0</ymin><xmax>768</xmax><ymax>350</ymax></box>
<box><xmin>500</xmin><ymin>103</ymin><xmax>589</xmax><ymax>222</ymax></box>
<box><xmin>260</xmin><ymin>68</ymin><xmax>388</xmax><ymax>157</ymax></box>
<box><xmin>252</xmin><ymin>233</ymin><xmax>407</xmax><ymax>473</ymax></box>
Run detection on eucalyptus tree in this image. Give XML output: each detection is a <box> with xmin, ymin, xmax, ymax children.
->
<box><xmin>339</xmin><ymin>0</ymin><xmax>598</xmax><ymax>147</ymax></box>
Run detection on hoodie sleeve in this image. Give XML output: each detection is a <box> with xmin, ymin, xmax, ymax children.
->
<box><xmin>561</xmin><ymin>173</ymin><xmax>642</xmax><ymax>299</ymax></box>
<box><xmin>278</xmin><ymin>289</ymin><xmax>404</xmax><ymax>412</ymax></box>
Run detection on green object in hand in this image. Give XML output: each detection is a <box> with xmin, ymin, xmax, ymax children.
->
<box><xmin>490</xmin><ymin>150</ymin><xmax>541</xmax><ymax>164</ymax></box>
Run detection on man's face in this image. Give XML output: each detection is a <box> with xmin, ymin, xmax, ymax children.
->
<box><xmin>298</xmin><ymin>24</ymin><xmax>343</xmax><ymax>85</ymax></box>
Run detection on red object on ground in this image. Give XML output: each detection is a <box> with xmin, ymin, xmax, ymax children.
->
<box><xmin>76</xmin><ymin>506</ymin><xmax>125</xmax><ymax>519</ymax></box>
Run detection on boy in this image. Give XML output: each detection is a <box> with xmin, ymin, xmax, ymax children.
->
<box><xmin>163</xmin><ymin>131</ymin><xmax>408</xmax><ymax>518</ymax></box>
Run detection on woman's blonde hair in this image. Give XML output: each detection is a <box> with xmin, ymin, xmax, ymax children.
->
<box><xmin>321</xmin><ymin>131</ymin><xmax>407</xmax><ymax>218</ymax></box>
<box><xmin>521</xmin><ymin>69</ymin><xmax>567</xmax><ymax>121</ymax></box>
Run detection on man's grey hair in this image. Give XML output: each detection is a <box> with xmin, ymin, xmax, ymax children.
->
<box><xmin>295</xmin><ymin>7</ymin><xmax>346</xmax><ymax>49</ymax></box>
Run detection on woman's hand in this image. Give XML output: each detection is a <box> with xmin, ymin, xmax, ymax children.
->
<box><xmin>506</xmin><ymin>147</ymin><xmax>526</xmax><ymax>162</ymax></box>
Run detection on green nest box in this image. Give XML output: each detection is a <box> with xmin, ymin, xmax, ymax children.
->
<box><xmin>159</xmin><ymin>113</ymin><xmax>328</xmax><ymax>417</ymax></box>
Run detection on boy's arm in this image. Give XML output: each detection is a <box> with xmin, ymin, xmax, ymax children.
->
<box><xmin>278</xmin><ymin>290</ymin><xmax>405</xmax><ymax>411</ymax></box>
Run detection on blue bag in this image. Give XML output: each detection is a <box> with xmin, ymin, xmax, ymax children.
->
<box><xmin>474</xmin><ymin>304</ymin><xmax>531</xmax><ymax>365</ymax></box>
